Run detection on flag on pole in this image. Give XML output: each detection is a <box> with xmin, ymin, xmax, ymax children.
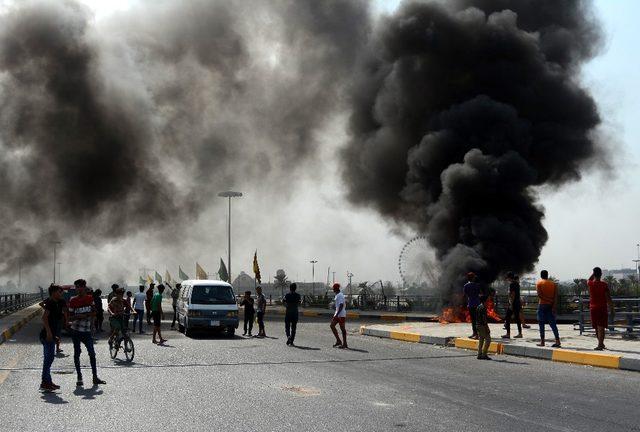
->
<box><xmin>253</xmin><ymin>250</ymin><xmax>261</xmax><ymax>284</ymax></box>
<box><xmin>146</xmin><ymin>274</ymin><xmax>153</xmax><ymax>285</ymax></box>
<box><xmin>218</xmin><ymin>258</ymin><xmax>229</xmax><ymax>283</ymax></box>
<box><xmin>196</xmin><ymin>262</ymin><xmax>208</xmax><ymax>280</ymax></box>
<box><xmin>179</xmin><ymin>266</ymin><xmax>189</xmax><ymax>281</ymax></box>
<box><xmin>139</xmin><ymin>276</ymin><xmax>145</xmax><ymax>285</ymax></box>
<box><xmin>165</xmin><ymin>270</ymin><xmax>172</xmax><ymax>284</ymax></box>
<box><xmin>155</xmin><ymin>271</ymin><xmax>163</xmax><ymax>284</ymax></box>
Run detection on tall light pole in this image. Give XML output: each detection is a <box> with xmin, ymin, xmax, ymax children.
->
<box><xmin>310</xmin><ymin>260</ymin><xmax>318</xmax><ymax>297</ymax></box>
<box><xmin>633</xmin><ymin>243</ymin><xmax>640</xmax><ymax>296</ymax></box>
<box><xmin>57</xmin><ymin>262</ymin><xmax>62</xmax><ymax>284</ymax></box>
<box><xmin>50</xmin><ymin>241</ymin><xmax>61</xmax><ymax>284</ymax></box>
<box><xmin>218</xmin><ymin>191</ymin><xmax>243</xmax><ymax>284</ymax></box>
<box><xmin>347</xmin><ymin>271</ymin><xmax>354</xmax><ymax>298</ymax></box>
<box><xmin>18</xmin><ymin>258</ymin><xmax>22</xmax><ymax>291</ymax></box>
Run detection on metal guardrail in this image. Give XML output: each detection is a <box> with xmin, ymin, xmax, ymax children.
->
<box><xmin>576</xmin><ymin>297</ymin><xmax>640</xmax><ymax>337</ymax></box>
<box><xmin>0</xmin><ymin>293</ymin><xmax>43</xmax><ymax>316</ymax></box>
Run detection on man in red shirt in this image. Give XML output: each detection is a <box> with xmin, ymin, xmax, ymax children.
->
<box><xmin>588</xmin><ymin>267</ymin><xmax>613</xmax><ymax>350</ymax></box>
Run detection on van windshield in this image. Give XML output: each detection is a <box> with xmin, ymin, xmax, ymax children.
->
<box><xmin>190</xmin><ymin>285</ymin><xmax>235</xmax><ymax>305</ymax></box>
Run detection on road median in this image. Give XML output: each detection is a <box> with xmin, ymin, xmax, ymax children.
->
<box><xmin>0</xmin><ymin>304</ymin><xmax>42</xmax><ymax>345</ymax></box>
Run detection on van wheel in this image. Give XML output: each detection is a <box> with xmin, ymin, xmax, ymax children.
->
<box><xmin>178</xmin><ymin>322</ymin><xmax>185</xmax><ymax>333</ymax></box>
<box><xmin>225</xmin><ymin>327</ymin><xmax>235</xmax><ymax>338</ymax></box>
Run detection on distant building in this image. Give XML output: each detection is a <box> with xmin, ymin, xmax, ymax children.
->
<box><xmin>232</xmin><ymin>271</ymin><xmax>255</xmax><ymax>291</ymax></box>
<box><xmin>603</xmin><ymin>268</ymin><xmax>637</xmax><ymax>280</ymax></box>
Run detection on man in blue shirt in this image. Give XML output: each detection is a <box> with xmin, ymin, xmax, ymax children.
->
<box><xmin>463</xmin><ymin>272</ymin><xmax>480</xmax><ymax>339</ymax></box>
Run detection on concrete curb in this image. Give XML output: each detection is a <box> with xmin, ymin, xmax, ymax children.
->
<box><xmin>360</xmin><ymin>326</ymin><xmax>640</xmax><ymax>372</ymax></box>
<box><xmin>0</xmin><ymin>306</ymin><xmax>41</xmax><ymax>345</ymax></box>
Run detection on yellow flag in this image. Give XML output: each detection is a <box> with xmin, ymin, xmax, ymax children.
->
<box><xmin>146</xmin><ymin>274</ymin><xmax>153</xmax><ymax>284</ymax></box>
<box><xmin>196</xmin><ymin>262</ymin><xmax>208</xmax><ymax>280</ymax></box>
<box><xmin>165</xmin><ymin>270</ymin><xmax>172</xmax><ymax>284</ymax></box>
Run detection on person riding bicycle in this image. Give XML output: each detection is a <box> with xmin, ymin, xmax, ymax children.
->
<box><xmin>108</xmin><ymin>287</ymin><xmax>127</xmax><ymax>346</ymax></box>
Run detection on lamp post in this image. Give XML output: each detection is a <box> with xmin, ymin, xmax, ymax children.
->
<box><xmin>57</xmin><ymin>263</ymin><xmax>61</xmax><ymax>284</ymax></box>
<box><xmin>50</xmin><ymin>241</ymin><xmax>61</xmax><ymax>284</ymax></box>
<box><xmin>347</xmin><ymin>271</ymin><xmax>354</xmax><ymax>298</ymax></box>
<box><xmin>310</xmin><ymin>260</ymin><xmax>318</xmax><ymax>297</ymax></box>
<box><xmin>218</xmin><ymin>191</ymin><xmax>243</xmax><ymax>284</ymax></box>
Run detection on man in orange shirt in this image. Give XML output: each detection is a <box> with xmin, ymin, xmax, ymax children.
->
<box><xmin>536</xmin><ymin>270</ymin><xmax>561</xmax><ymax>347</ymax></box>
<box><xmin>587</xmin><ymin>267</ymin><xmax>613</xmax><ymax>350</ymax></box>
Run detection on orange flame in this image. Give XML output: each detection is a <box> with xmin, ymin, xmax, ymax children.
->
<box><xmin>438</xmin><ymin>297</ymin><xmax>503</xmax><ymax>324</ymax></box>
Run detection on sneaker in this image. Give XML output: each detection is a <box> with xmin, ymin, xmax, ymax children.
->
<box><xmin>514</xmin><ymin>334</ymin><xmax>523</xmax><ymax>339</ymax></box>
<box><xmin>523</xmin><ymin>324</ymin><xmax>531</xmax><ymax>329</ymax></box>
<box><xmin>333</xmin><ymin>342</ymin><xmax>342</xmax><ymax>347</ymax></box>
<box><xmin>482</xmin><ymin>356</ymin><xmax>492</xmax><ymax>360</ymax></box>
<box><xmin>93</xmin><ymin>378</ymin><xmax>106</xmax><ymax>385</ymax></box>
<box><xmin>76</xmin><ymin>379</ymin><xmax>84</xmax><ymax>387</ymax></box>
<box><xmin>286</xmin><ymin>339</ymin><xmax>291</xmax><ymax>346</ymax></box>
<box><xmin>501</xmin><ymin>334</ymin><xmax>510</xmax><ymax>339</ymax></box>
<box><xmin>242</xmin><ymin>332</ymin><xmax>247</xmax><ymax>336</ymax></box>
<box><xmin>551</xmin><ymin>342</ymin><xmax>561</xmax><ymax>348</ymax></box>
<box><xmin>56</xmin><ymin>348</ymin><xmax>64</xmax><ymax>354</ymax></box>
<box><xmin>50</xmin><ymin>382</ymin><xmax>60</xmax><ymax>390</ymax></box>
<box><xmin>40</xmin><ymin>382</ymin><xmax>56</xmax><ymax>392</ymax></box>
<box><xmin>159</xmin><ymin>339</ymin><xmax>168</xmax><ymax>344</ymax></box>
<box><xmin>339</xmin><ymin>344</ymin><xmax>349</xmax><ymax>349</ymax></box>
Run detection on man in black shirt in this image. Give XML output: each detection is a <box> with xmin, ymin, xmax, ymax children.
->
<box><xmin>502</xmin><ymin>272</ymin><xmax>523</xmax><ymax>339</ymax></box>
<box><xmin>239</xmin><ymin>291</ymin><xmax>255</xmax><ymax>336</ymax></box>
<box><xmin>40</xmin><ymin>285</ymin><xmax>65</xmax><ymax>392</ymax></box>
<box><xmin>283</xmin><ymin>283</ymin><xmax>301</xmax><ymax>346</ymax></box>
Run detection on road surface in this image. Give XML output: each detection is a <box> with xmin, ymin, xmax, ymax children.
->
<box><xmin>0</xmin><ymin>314</ymin><xmax>638</xmax><ymax>431</ymax></box>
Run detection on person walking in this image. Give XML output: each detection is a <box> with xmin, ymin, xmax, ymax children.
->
<box><xmin>39</xmin><ymin>285</ymin><xmax>65</xmax><ymax>392</ymax></box>
<box><xmin>283</xmin><ymin>283</ymin><xmax>301</xmax><ymax>346</ymax></box>
<box><xmin>145</xmin><ymin>283</ymin><xmax>155</xmax><ymax>325</ymax></box>
<box><xmin>463</xmin><ymin>272</ymin><xmax>481</xmax><ymax>339</ymax></box>
<box><xmin>68</xmin><ymin>279</ymin><xmax>106</xmax><ymax>387</ymax></box>
<box><xmin>166</xmin><ymin>282</ymin><xmax>181</xmax><ymax>329</ymax></box>
<box><xmin>502</xmin><ymin>272</ymin><xmax>523</xmax><ymax>339</ymax></box>
<box><xmin>587</xmin><ymin>267</ymin><xmax>614</xmax><ymax>350</ymax></box>
<box><xmin>124</xmin><ymin>291</ymin><xmax>133</xmax><ymax>331</ymax></box>
<box><xmin>536</xmin><ymin>270</ymin><xmax>561</xmax><ymax>347</ymax></box>
<box><xmin>476</xmin><ymin>295</ymin><xmax>492</xmax><ymax>360</ymax></box>
<box><xmin>107</xmin><ymin>284</ymin><xmax>118</xmax><ymax>303</ymax></box>
<box><xmin>132</xmin><ymin>285</ymin><xmax>146</xmax><ymax>334</ymax></box>
<box><xmin>330</xmin><ymin>283</ymin><xmax>348</xmax><ymax>349</ymax></box>
<box><xmin>255</xmin><ymin>285</ymin><xmax>267</xmax><ymax>338</ymax></box>
<box><xmin>239</xmin><ymin>291</ymin><xmax>255</xmax><ymax>336</ymax></box>
<box><xmin>151</xmin><ymin>284</ymin><xmax>167</xmax><ymax>345</ymax></box>
<box><xmin>93</xmin><ymin>289</ymin><xmax>104</xmax><ymax>333</ymax></box>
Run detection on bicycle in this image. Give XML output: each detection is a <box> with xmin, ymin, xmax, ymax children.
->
<box><xmin>108</xmin><ymin>317</ymin><xmax>135</xmax><ymax>362</ymax></box>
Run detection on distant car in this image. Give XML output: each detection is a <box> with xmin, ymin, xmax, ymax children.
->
<box><xmin>176</xmin><ymin>279</ymin><xmax>239</xmax><ymax>337</ymax></box>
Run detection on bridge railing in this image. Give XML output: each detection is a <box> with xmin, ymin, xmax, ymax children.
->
<box><xmin>0</xmin><ymin>292</ymin><xmax>43</xmax><ymax>316</ymax></box>
<box><xmin>575</xmin><ymin>296</ymin><xmax>640</xmax><ymax>336</ymax></box>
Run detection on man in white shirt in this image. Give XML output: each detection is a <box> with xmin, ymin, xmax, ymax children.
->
<box><xmin>132</xmin><ymin>286</ymin><xmax>147</xmax><ymax>334</ymax></box>
<box><xmin>330</xmin><ymin>283</ymin><xmax>348</xmax><ymax>349</ymax></box>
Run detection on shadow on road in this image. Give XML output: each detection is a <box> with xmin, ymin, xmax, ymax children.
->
<box><xmin>73</xmin><ymin>385</ymin><xmax>104</xmax><ymax>400</ymax></box>
<box><xmin>293</xmin><ymin>345</ymin><xmax>321</xmax><ymax>351</ymax></box>
<box><xmin>41</xmin><ymin>392</ymin><xmax>68</xmax><ymax>405</ymax></box>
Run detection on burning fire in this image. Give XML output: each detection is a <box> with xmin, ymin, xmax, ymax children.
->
<box><xmin>438</xmin><ymin>297</ymin><xmax>502</xmax><ymax>324</ymax></box>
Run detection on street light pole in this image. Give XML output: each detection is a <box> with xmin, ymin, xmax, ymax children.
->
<box><xmin>218</xmin><ymin>191</ymin><xmax>243</xmax><ymax>284</ymax></box>
<box><xmin>347</xmin><ymin>271</ymin><xmax>353</xmax><ymax>298</ymax></box>
<box><xmin>310</xmin><ymin>260</ymin><xmax>317</xmax><ymax>297</ymax></box>
<box><xmin>18</xmin><ymin>259</ymin><xmax>22</xmax><ymax>291</ymax></box>
<box><xmin>57</xmin><ymin>262</ymin><xmax>62</xmax><ymax>284</ymax></box>
<box><xmin>50</xmin><ymin>241</ymin><xmax>61</xmax><ymax>284</ymax></box>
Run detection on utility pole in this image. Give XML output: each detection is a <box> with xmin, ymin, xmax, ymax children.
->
<box><xmin>634</xmin><ymin>243</ymin><xmax>640</xmax><ymax>297</ymax></box>
<box><xmin>347</xmin><ymin>271</ymin><xmax>354</xmax><ymax>298</ymax></box>
<box><xmin>310</xmin><ymin>260</ymin><xmax>318</xmax><ymax>297</ymax></box>
<box><xmin>332</xmin><ymin>271</ymin><xmax>336</xmax><ymax>285</ymax></box>
<box><xmin>57</xmin><ymin>263</ymin><xmax>61</xmax><ymax>284</ymax></box>
<box><xmin>218</xmin><ymin>191</ymin><xmax>243</xmax><ymax>284</ymax></box>
<box><xmin>18</xmin><ymin>259</ymin><xmax>22</xmax><ymax>291</ymax></box>
<box><xmin>50</xmin><ymin>241</ymin><xmax>61</xmax><ymax>284</ymax></box>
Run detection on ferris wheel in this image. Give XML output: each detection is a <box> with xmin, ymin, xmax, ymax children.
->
<box><xmin>398</xmin><ymin>236</ymin><xmax>440</xmax><ymax>289</ymax></box>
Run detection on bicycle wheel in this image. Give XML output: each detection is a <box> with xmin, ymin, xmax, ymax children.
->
<box><xmin>109</xmin><ymin>337</ymin><xmax>119</xmax><ymax>359</ymax></box>
<box><xmin>123</xmin><ymin>337</ymin><xmax>135</xmax><ymax>362</ymax></box>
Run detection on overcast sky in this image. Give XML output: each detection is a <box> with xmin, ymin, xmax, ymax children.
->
<box><xmin>2</xmin><ymin>0</ymin><xmax>638</xmax><ymax>289</ymax></box>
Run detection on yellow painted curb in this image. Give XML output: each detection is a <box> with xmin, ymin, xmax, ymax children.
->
<box><xmin>302</xmin><ymin>311</ymin><xmax>319</xmax><ymax>317</ymax></box>
<box><xmin>381</xmin><ymin>315</ymin><xmax>406</xmax><ymax>321</ymax></box>
<box><xmin>552</xmin><ymin>349</ymin><xmax>621</xmax><ymax>369</ymax></box>
<box><xmin>390</xmin><ymin>331</ymin><xmax>421</xmax><ymax>343</ymax></box>
<box><xmin>346</xmin><ymin>312</ymin><xmax>360</xmax><ymax>319</ymax></box>
<box><xmin>454</xmin><ymin>338</ymin><xmax>503</xmax><ymax>354</ymax></box>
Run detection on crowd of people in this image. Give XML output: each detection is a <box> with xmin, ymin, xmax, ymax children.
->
<box><xmin>463</xmin><ymin>267</ymin><xmax>614</xmax><ymax>360</ymax></box>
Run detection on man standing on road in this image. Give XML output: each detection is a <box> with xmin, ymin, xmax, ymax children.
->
<box><xmin>463</xmin><ymin>272</ymin><xmax>480</xmax><ymax>339</ymax></box>
<box><xmin>588</xmin><ymin>267</ymin><xmax>613</xmax><ymax>350</ymax></box>
<box><xmin>240</xmin><ymin>291</ymin><xmax>255</xmax><ymax>336</ymax></box>
<box><xmin>146</xmin><ymin>283</ymin><xmax>155</xmax><ymax>325</ymax></box>
<box><xmin>132</xmin><ymin>285</ymin><xmax>146</xmax><ymax>334</ymax></box>
<box><xmin>255</xmin><ymin>285</ymin><xmax>267</xmax><ymax>338</ymax></box>
<box><xmin>283</xmin><ymin>283</ymin><xmax>301</xmax><ymax>346</ymax></box>
<box><xmin>151</xmin><ymin>284</ymin><xmax>167</xmax><ymax>345</ymax></box>
<box><xmin>107</xmin><ymin>284</ymin><xmax>118</xmax><ymax>303</ymax></box>
<box><xmin>476</xmin><ymin>295</ymin><xmax>491</xmax><ymax>360</ymax></box>
<box><xmin>502</xmin><ymin>272</ymin><xmax>523</xmax><ymax>339</ymax></box>
<box><xmin>93</xmin><ymin>289</ymin><xmax>104</xmax><ymax>333</ymax></box>
<box><xmin>536</xmin><ymin>270</ymin><xmax>561</xmax><ymax>348</ymax></box>
<box><xmin>330</xmin><ymin>283</ymin><xmax>348</xmax><ymax>349</ymax></box>
<box><xmin>39</xmin><ymin>284</ymin><xmax>64</xmax><ymax>392</ymax></box>
<box><xmin>68</xmin><ymin>279</ymin><xmax>106</xmax><ymax>387</ymax></box>
<box><xmin>166</xmin><ymin>282</ymin><xmax>181</xmax><ymax>329</ymax></box>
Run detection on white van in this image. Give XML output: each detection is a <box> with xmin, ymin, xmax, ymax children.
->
<box><xmin>176</xmin><ymin>280</ymin><xmax>239</xmax><ymax>337</ymax></box>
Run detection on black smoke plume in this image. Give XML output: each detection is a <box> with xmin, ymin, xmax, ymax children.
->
<box><xmin>0</xmin><ymin>0</ymin><xmax>369</xmax><ymax>277</ymax></box>
<box><xmin>343</xmin><ymin>0</ymin><xmax>603</xmax><ymax>297</ymax></box>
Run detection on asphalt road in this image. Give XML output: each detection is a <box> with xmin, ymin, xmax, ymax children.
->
<box><xmin>0</xmin><ymin>314</ymin><xmax>639</xmax><ymax>432</ymax></box>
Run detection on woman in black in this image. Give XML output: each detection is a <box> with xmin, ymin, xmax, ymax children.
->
<box><xmin>93</xmin><ymin>289</ymin><xmax>104</xmax><ymax>333</ymax></box>
<box><xmin>239</xmin><ymin>291</ymin><xmax>255</xmax><ymax>336</ymax></box>
<box><xmin>502</xmin><ymin>272</ymin><xmax>523</xmax><ymax>339</ymax></box>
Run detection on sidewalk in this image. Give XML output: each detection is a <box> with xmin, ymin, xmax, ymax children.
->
<box><xmin>244</xmin><ymin>305</ymin><xmax>437</xmax><ymax>322</ymax></box>
<box><xmin>360</xmin><ymin>321</ymin><xmax>640</xmax><ymax>372</ymax></box>
<box><xmin>0</xmin><ymin>304</ymin><xmax>42</xmax><ymax>345</ymax></box>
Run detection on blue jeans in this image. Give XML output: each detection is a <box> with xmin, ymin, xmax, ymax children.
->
<box><xmin>537</xmin><ymin>304</ymin><xmax>560</xmax><ymax>341</ymax></box>
<box><xmin>133</xmin><ymin>309</ymin><xmax>144</xmax><ymax>333</ymax></box>
<box><xmin>41</xmin><ymin>338</ymin><xmax>56</xmax><ymax>384</ymax></box>
<box><xmin>71</xmin><ymin>330</ymin><xmax>97</xmax><ymax>380</ymax></box>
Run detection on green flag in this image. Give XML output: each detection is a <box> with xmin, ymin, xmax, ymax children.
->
<box><xmin>139</xmin><ymin>276</ymin><xmax>145</xmax><ymax>285</ymax></box>
<box><xmin>218</xmin><ymin>258</ymin><xmax>229</xmax><ymax>282</ymax></box>
<box><xmin>155</xmin><ymin>271</ymin><xmax>163</xmax><ymax>284</ymax></box>
<box><xmin>179</xmin><ymin>266</ymin><xmax>189</xmax><ymax>281</ymax></box>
